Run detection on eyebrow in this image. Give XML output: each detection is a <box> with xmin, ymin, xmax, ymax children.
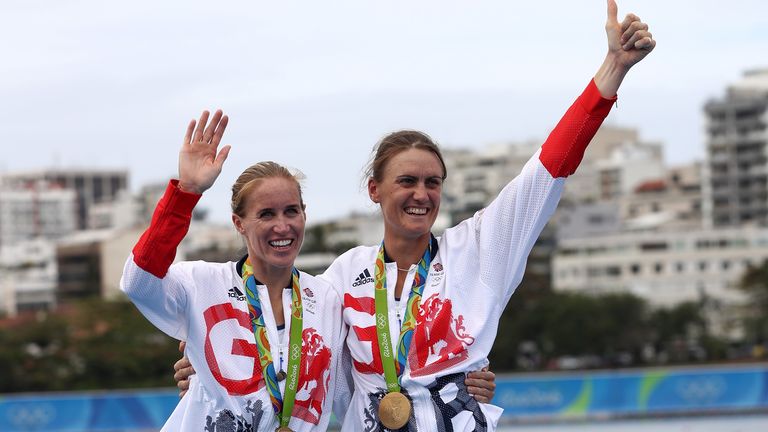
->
<box><xmin>256</xmin><ymin>203</ymin><xmax>301</xmax><ymax>213</ymax></box>
<box><xmin>396</xmin><ymin>174</ymin><xmax>443</xmax><ymax>180</ymax></box>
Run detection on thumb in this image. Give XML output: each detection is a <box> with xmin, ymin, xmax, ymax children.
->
<box><xmin>215</xmin><ymin>145</ymin><xmax>231</xmax><ymax>170</ymax></box>
<box><xmin>606</xmin><ymin>0</ymin><xmax>619</xmax><ymax>26</ymax></box>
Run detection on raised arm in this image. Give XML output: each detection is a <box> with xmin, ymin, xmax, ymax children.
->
<box><xmin>594</xmin><ymin>0</ymin><xmax>656</xmax><ymax>97</ymax></box>
<box><xmin>130</xmin><ymin>110</ymin><xmax>230</xmax><ymax>278</ymax></box>
<box><xmin>472</xmin><ymin>1</ymin><xmax>656</xmax><ymax>302</ymax></box>
<box><xmin>120</xmin><ymin>110</ymin><xmax>230</xmax><ymax>339</ymax></box>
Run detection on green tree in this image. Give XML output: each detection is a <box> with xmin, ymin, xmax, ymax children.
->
<box><xmin>739</xmin><ymin>260</ymin><xmax>768</xmax><ymax>345</ymax></box>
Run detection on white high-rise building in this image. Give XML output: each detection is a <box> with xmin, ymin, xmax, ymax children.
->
<box><xmin>0</xmin><ymin>180</ymin><xmax>77</xmax><ymax>247</ymax></box>
<box><xmin>2</xmin><ymin>169</ymin><xmax>128</xmax><ymax>230</ymax></box>
<box><xmin>705</xmin><ymin>69</ymin><xmax>768</xmax><ymax>227</ymax></box>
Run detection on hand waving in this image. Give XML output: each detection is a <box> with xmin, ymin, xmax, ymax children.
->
<box><xmin>178</xmin><ymin>110</ymin><xmax>231</xmax><ymax>194</ymax></box>
<box><xmin>605</xmin><ymin>0</ymin><xmax>655</xmax><ymax>70</ymax></box>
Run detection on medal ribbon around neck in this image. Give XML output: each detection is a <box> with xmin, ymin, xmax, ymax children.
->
<box><xmin>242</xmin><ymin>258</ymin><xmax>303</xmax><ymax>429</ymax></box>
<box><xmin>374</xmin><ymin>240</ymin><xmax>432</xmax><ymax>392</ymax></box>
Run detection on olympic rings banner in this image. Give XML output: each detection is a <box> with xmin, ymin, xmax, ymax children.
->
<box><xmin>0</xmin><ymin>390</ymin><xmax>178</xmax><ymax>431</ymax></box>
<box><xmin>494</xmin><ymin>365</ymin><xmax>768</xmax><ymax>420</ymax></box>
<box><xmin>1</xmin><ymin>365</ymin><xmax>767</xmax><ymax>430</ymax></box>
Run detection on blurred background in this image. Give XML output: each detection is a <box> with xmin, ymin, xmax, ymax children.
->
<box><xmin>1</xmin><ymin>0</ymin><xmax>768</xmax><ymax>430</ymax></box>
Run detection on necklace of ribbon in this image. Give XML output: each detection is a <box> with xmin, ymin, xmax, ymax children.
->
<box><xmin>242</xmin><ymin>258</ymin><xmax>303</xmax><ymax>429</ymax></box>
<box><xmin>374</xmin><ymin>240</ymin><xmax>433</xmax><ymax>393</ymax></box>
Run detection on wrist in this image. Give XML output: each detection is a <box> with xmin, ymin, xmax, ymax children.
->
<box><xmin>594</xmin><ymin>54</ymin><xmax>629</xmax><ymax>99</ymax></box>
<box><xmin>177</xmin><ymin>180</ymin><xmax>203</xmax><ymax>195</ymax></box>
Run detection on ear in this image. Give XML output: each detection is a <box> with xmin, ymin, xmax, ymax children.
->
<box><xmin>232</xmin><ymin>214</ymin><xmax>245</xmax><ymax>235</ymax></box>
<box><xmin>367</xmin><ymin>177</ymin><xmax>380</xmax><ymax>204</ymax></box>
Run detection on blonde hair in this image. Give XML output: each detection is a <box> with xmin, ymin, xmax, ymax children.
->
<box><xmin>231</xmin><ymin>161</ymin><xmax>304</xmax><ymax>217</ymax></box>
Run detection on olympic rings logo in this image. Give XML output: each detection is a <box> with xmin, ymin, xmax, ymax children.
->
<box><xmin>6</xmin><ymin>403</ymin><xmax>55</xmax><ymax>428</ymax></box>
<box><xmin>377</xmin><ymin>314</ymin><xmax>387</xmax><ymax>329</ymax></box>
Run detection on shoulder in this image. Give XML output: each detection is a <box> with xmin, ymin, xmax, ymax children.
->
<box><xmin>334</xmin><ymin>244</ymin><xmax>378</xmax><ymax>265</ymax></box>
<box><xmin>325</xmin><ymin>244</ymin><xmax>378</xmax><ymax>275</ymax></box>
<box><xmin>318</xmin><ymin>244</ymin><xmax>378</xmax><ymax>294</ymax></box>
<box><xmin>171</xmin><ymin>260</ymin><xmax>238</xmax><ymax>280</ymax></box>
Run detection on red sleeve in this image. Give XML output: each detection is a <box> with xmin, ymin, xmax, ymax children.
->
<box><xmin>132</xmin><ymin>179</ymin><xmax>202</xmax><ymax>278</ymax></box>
<box><xmin>539</xmin><ymin>79</ymin><xmax>617</xmax><ymax>178</ymax></box>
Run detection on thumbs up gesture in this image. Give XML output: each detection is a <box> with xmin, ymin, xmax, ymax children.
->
<box><xmin>594</xmin><ymin>0</ymin><xmax>656</xmax><ymax>97</ymax></box>
<box><xmin>605</xmin><ymin>0</ymin><xmax>655</xmax><ymax>70</ymax></box>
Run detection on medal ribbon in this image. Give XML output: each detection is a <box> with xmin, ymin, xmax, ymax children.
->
<box><xmin>373</xmin><ymin>240</ymin><xmax>432</xmax><ymax>392</ymax></box>
<box><xmin>242</xmin><ymin>258</ymin><xmax>303</xmax><ymax>428</ymax></box>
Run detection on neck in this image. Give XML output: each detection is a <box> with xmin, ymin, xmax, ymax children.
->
<box><xmin>247</xmin><ymin>255</ymin><xmax>292</xmax><ymax>324</ymax></box>
<box><xmin>383</xmin><ymin>231</ymin><xmax>431</xmax><ymax>270</ymax></box>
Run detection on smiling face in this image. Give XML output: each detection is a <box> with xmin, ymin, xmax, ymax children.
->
<box><xmin>368</xmin><ymin>148</ymin><xmax>444</xmax><ymax>244</ymax></box>
<box><xmin>232</xmin><ymin>176</ymin><xmax>305</xmax><ymax>278</ymax></box>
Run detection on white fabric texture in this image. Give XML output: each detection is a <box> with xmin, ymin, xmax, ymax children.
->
<box><xmin>121</xmin><ymin>259</ymin><xmax>345</xmax><ymax>431</ymax></box>
<box><xmin>319</xmin><ymin>152</ymin><xmax>562</xmax><ymax>432</ymax></box>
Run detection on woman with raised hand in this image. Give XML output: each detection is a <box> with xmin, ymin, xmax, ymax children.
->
<box><xmin>121</xmin><ymin>110</ymin><xmax>346</xmax><ymax>431</ymax></box>
<box><xmin>319</xmin><ymin>1</ymin><xmax>655</xmax><ymax>430</ymax></box>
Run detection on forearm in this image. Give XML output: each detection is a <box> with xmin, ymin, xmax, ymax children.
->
<box><xmin>132</xmin><ymin>179</ymin><xmax>201</xmax><ymax>277</ymax></box>
<box><xmin>539</xmin><ymin>79</ymin><xmax>616</xmax><ymax>179</ymax></box>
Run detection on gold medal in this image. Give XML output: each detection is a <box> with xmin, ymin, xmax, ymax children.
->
<box><xmin>378</xmin><ymin>392</ymin><xmax>411</xmax><ymax>429</ymax></box>
<box><xmin>276</xmin><ymin>370</ymin><xmax>287</xmax><ymax>381</ymax></box>
<box><xmin>275</xmin><ymin>427</ymin><xmax>293</xmax><ymax>432</ymax></box>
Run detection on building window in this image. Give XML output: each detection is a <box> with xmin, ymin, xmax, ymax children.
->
<box><xmin>654</xmin><ymin>263</ymin><xmax>663</xmax><ymax>274</ymax></box>
<box><xmin>699</xmin><ymin>261</ymin><xmax>708</xmax><ymax>271</ymax></box>
<box><xmin>641</xmin><ymin>242</ymin><xmax>668</xmax><ymax>251</ymax></box>
<box><xmin>676</xmin><ymin>262</ymin><xmax>685</xmax><ymax>273</ymax></box>
<box><xmin>630</xmin><ymin>264</ymin><xmax>641</xmax><ymax>274</ymax></box>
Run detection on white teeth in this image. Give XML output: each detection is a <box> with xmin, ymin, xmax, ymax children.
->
<box><xmin>269</xmin><ymin>239</ymin><xmax>292</xmax><ymax>247</ymax></box>
<box><xmin>405</xmin><ymin>207</ymin><xmax>427</xmax><ymax>215</ymax></box>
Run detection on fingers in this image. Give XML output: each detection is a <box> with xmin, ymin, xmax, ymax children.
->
<box><xmin>173</xmin><ymin>364</ymin><xmax>195</xmax><ymax>382</ymax></box>
<box><xmin>178</xmin><ymin>340</ymin><xmax>186</xmax><ymax>353</ymax></box>
<box><xmin>637</xmin><ymin>37</ymin><xmax>656</xmax><ymax>51</ymax></box>
<box><xmin>467</xmin><ymin>370</ymin><xmax>496</xmax><ymax>385</ymax></box>
<box><xmin>173</xmin><ymin>355</ymin><xmax>192</xmax><ymax>373</ymax></box>
<box><xmin>465</xmin><ymin>379</ymin><xmax>494</xmax><ymax>403</ymax></box>
<box><xmin>620</xmin><ymin>13</ymin><xmax>640</xmax><ymax>35</ymax></box>
<box><xmin>210</xmin><ymin>114</ymin><xmax>229</xmax><ymax>148</ymax></box>
<box><xmin>183</xmin><ymin>120</ymin><xmax>195</xmax><ymax>149</ymax></box>
<box><xmin>465</xmin><ymin>370</ymin><xmax>497</xmax><ymax>403</ymax></box>
<box><xmin>203</xmin><ymin>109</ymin><xmax>224</xmax><ymax>143</ymax></box>
<box><xmin>173</xmin><ymin>355</ymin><xmax>194</xmax><ymax>399</ymax></box>
<box><xmin>193</xmin><ymin>111</ymin><xmax>210</xmax><ymax>144</ymax></box>
<box><xmin>176</xmin><ymin>375</ymin><xmax>190</xmax><ymax>398</ymax></box>
<box><xmin>621</xmin><ymin>18</ymin><xmax>648</xmax><ymax>49</ymax></box>
<box><xmin>606</xmin><ymin>0</ymin><xmax>618</xmax><ymax>26</ymax></box>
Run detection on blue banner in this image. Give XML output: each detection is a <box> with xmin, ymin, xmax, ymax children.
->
<box><xmin>494</xmin><ymin>365</ymin><xmax>768</xmax><ymax>421</ymax></box>
<box><xmin>0</xmin><ymin>390</ymin><xmax>178</xmax><ymax>431</ymax></box>
<box><xmin>2</xmin><ymin>365</ymin><xmax>768</xmax><ymax>430</ymax></box>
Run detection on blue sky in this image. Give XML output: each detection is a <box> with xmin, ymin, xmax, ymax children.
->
<box><xmin>2</xmin><ymin>0</ymin><xmax>766</xmax><ymax>223</ymax></box>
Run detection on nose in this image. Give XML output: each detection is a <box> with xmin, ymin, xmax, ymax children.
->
<box><xmin>273</xmin><ymin>215</ymin><xmax>291</xmax><ymax>234</ymax></box>
<box><xmin>413</xmin><ymin>182</ymin><xmax>429</xmax><ymax>202</ymax></box>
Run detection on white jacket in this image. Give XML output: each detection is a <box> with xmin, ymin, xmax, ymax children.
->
<box><xmin>121</xmin><ymin>181</ymin><xmax>345</xmax><ymax>431</ymax></box>
<box><xmin>320</xmin><ymin>79</ymin><xmax>615</xmax><ymax>431</ymax></box>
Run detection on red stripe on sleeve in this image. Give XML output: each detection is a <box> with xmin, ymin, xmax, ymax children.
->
<box><xmin>132</xmin><ymin>179</ymin><xmax>202</xmax><ymax>278</ymax></box>
<box><xmin>539</xmin><ymin>79</ymin><xmax>617</xmax><ymax>178</ymax></box>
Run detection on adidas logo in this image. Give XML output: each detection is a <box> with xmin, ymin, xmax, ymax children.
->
<box><xmin>352</xmin><ymin>269</ymin><xmax>374</xmax><ymax>287</ymax></box>
<box><xmin>228</xmin><ymin>286</ymin><xmax>246</xmax><ymax>301</ymax></box>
